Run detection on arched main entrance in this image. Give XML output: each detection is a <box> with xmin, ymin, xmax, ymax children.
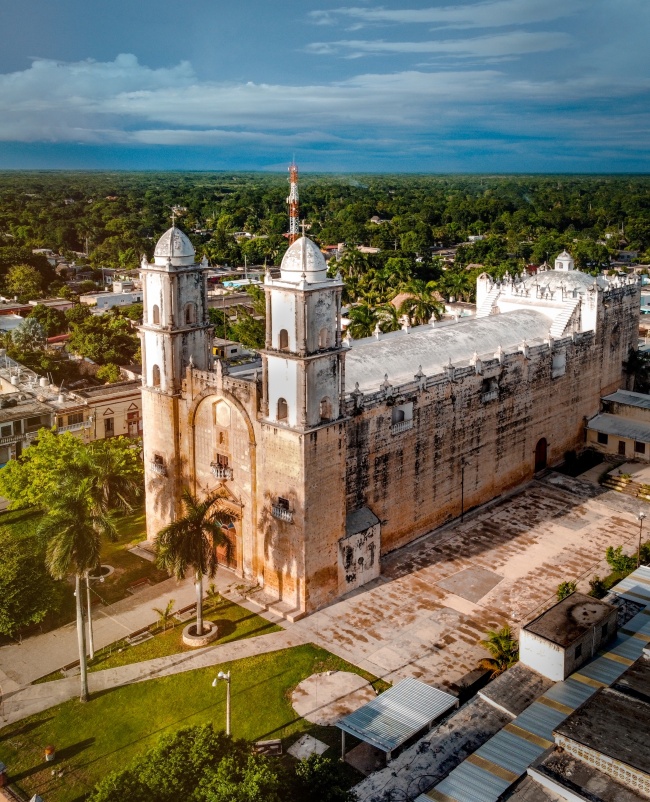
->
<box><xmin>535</xmin><ymin>438</ymin><xmax>548</xmax><ymax>473</ymax></box>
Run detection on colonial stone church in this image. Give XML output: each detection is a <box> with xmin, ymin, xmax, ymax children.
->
<box><xmin>140</xmin><ymin>229</ymin><xmax>639</xmax><ymax>617</ymax></box>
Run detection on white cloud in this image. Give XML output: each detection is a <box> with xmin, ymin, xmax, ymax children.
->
<box><xmin>306</xmin><ymin>31</ymin><xmax>573</xmax><ymax>58</ymax></box>
<box><xmin>309</xmin><ymin>0</ymin><xmax>588</xmax><ymax>30</ymax></box>
<box><xmin>0</xmin><ymin>52</ymin><xmax>648</xmax><ymax>168</ymax></box>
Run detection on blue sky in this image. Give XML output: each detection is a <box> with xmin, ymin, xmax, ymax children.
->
<box><xmin>0</xmin><ymin>0</ymin><xmax>648</xmax><ymax>171</ymax></box>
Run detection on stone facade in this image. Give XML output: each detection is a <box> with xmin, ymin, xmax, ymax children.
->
<box><xmin>141</xmin><ymin>228</ymin><xmax>640</xmax><ymax>616</ymax></box>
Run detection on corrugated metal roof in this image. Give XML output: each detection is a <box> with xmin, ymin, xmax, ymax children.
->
<box><xmin>475</xmin><ymin>729</ymin><xmax>544</xmax><ymax>775</ymax></box>
<box><xmin>586</xmin><ymin>413</ymin><xmax>650</xmax><ymax>442</ymax></box>
<box><xmin>576</xmin><ymin>655</ymin><xmax>628</xmax><ymax>686</ymax></box>
<box><xmin>430</xmin><ymin>759</ymin><xmax>511</xmax><ymax>802</ymax></box>
<box><xmin>420</xmin><ymin>567</ymin><xmax>650</xmax><ymax>802</ymax></box>
<box><xmin>542</xmin><ymin>677</ymin><xmax>595</xmax><ymax>710</ymax></box>
<box><xmin>514</xmin><ymin>701</ymin><xmax>566</xmax><ymax>741</ymax></box>
<box><xmin>602</xmin><ymin>389</ymin><xmax>650</xmax><ymax>410</ymax></box>
<box><xmin>337</xmin><ymin>677</ymin><xmax>457</xmax><ymax>752</ymax></box>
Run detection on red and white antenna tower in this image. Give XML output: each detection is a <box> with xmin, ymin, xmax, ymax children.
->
<box><xmin>287</xmin><ymin>162</ymin><xmax>299</xmax><ymax>243</ymax></box>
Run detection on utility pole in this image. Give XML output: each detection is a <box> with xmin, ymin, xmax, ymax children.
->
<box><xmin>638</xmin><ymin>511</ymin><xmax>646</xmax><ymax>568</ymax></box>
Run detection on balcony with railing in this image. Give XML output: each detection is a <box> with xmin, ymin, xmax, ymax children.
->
<box><xmin>149</xmin><ymin>460</ymin><xmax>167</xmax><ymax>476</ymax></box>
<box><xmin>271</xmin><ymin>505</ymin><xmax>294</xmax><ymax>523</ymax></box>
<box><xmin>57</xmin><ymin>420</ymin><xmax>92</xmax><ymax>433</ymax></box>
<box><xmin>391</xmin><ymin>418</ymin><xmax>413</xmax><ymax>434</ymax></box>
<box><xmin>482</xmin><ymin>389</ymin><xmax>498</xmax><ymax>403</ymax></box>
<box><xmin>210</xmin><ymin>463</ymin><xmax>233</xmax><ymax>481</ymax></box>
<box><xmin>0</xmin><ymin>433</ymin><xmax>22</xmax><ymax>446</ymax></box>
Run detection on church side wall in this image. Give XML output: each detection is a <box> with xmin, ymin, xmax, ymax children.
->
<box><xmin>344</xmin><ymin>329</ymin><xmax>625</xmax><ymax>556</ymax></box>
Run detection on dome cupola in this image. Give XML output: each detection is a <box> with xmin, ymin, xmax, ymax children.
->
<box><xmin>153</xmin><ymin>226</ymin><xmax>196</xmax><ymax>266</ymax></box>
<box><xmin>280</xmin><ymin>236</ymin><xmax>328</xmax><ymax>283</ymax></box>
<box><xmin>554</xmin><ymin>250</ymin><xmax>575</xmax><ymax>272</ymax></box>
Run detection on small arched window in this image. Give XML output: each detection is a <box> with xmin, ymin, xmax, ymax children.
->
<box><xmin>278</xmin><ymin>329</ymin><xmax>289</xmax><ymax>351</ymax></box>
<box><xmin>318</xmin><ymin>327</ymin><xmax>329</xmax><ymax>349</ymax></box>
<box><xmin>319</xmin><ymin>397</ymin><xmax>332</xmax><ymax>422</ymax></box>
<box><xmin>152</xmin><ymin>365</ymin><xmax>161</xmax><ymax>388</ymax></box>
<box><xmin>185</xmin><ymin>302</ymin><xmax>196</xmax><ymax>325</ymax></box>
<box><xmin>152</xmin><ymin>304</ymin><xmax>160</xmax><ymax>325</ymax></box>
<box><xmin>277</xmin><ymin>398</ymin><xmax>288</xmax><ymax>421</ymax></box>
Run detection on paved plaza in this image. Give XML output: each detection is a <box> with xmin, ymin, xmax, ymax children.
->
<box><xmin>291</xmin><ymin>472</ymin><xmax>647</xmax><ymax>688</ymax></box>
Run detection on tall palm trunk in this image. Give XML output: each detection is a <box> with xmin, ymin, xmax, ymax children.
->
<box><xmin>195</xmin><ymin>570</ymin><xmax>204</xmax><ymax>636</ymax></box>
<box><xmin>75</xmin><ymin>574</ymin><xmax>89</xmax><ymax>702</ymax></box>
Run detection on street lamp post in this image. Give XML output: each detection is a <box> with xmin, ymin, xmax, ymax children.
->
<box><xmin>637</xmin><ymin>511</ymin><xmax>646</xmax><ymax>568</ymax></box>
<box><xmin>212</xmin><ymin>671</ymin><xmax>231</xmax><ymax>736</ymax></box>
<box><xmin>85</xmin><ymin>573</ymin><xmax>105</xmax><ymax>661</ymax></box>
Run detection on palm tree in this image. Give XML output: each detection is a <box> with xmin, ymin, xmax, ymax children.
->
<box><xmin>72</xmin><ymin>439</ymin><xmax>143</xmax><ymax>515</ymax></box>
<box><xmin>39</xmin><ymin>479</ymin><xmax>116</xmax><ymax>701</ymax></box>
<box><xmin>478</xmin><ymin>626</ymin><xmax>519</xmax><ymax>678</ymax></box>
<box><xmin>398</xmin><ymin>280</ymin><xmax>445</xmax><ymax>326</ymax></box>
<box><xmin>376</xmin><ymin>304</ymin><xmax>401</xmax><ymax>333</ymax></box>
<box><xmin>155</xmin><ymin>490</ymin><xmax>235</xmax><ymax>637</ymax></box>
<box><xmin>346</xmin><ymin>304</ymin><xmax>379</xmax><ymax>340</ymax></box>
<box><xmin>441</xmin><ymin>270</ymin><xmax>473</xmax><ymax>302</ymax></box>
<box><xmin>152</xmin><ymin>598</ymin><xmax>176</xmax><ymax>633</ymax></box>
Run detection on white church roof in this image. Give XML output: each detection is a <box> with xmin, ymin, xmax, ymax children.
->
<box><xmin>280</xmin><ymin>236</ymin><xmax>328</xmax><ymax>282</ymax></box>
<box><xmin>520</xmin><ymin>270</ymin><xmax>608</xmax><ymax>294</ymax></box>
<box><xmin>345</xmin><ymin>309</ymin><xmax>554</xmax><ymax>393</ymax></box>
<box><xmin>153</xmin><ymin>226</ymin><xmax>195</xmax><ymax>266</ymax></box>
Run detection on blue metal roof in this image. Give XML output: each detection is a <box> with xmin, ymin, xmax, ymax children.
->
<box><xmin>543</xmin><ymin>677</ymin><xmax>595</xmax><ymax>709</ymax></box>
<box><xmin>337</xmin><ymin>677</ymin><xmax>457</xmax><ymax>753</ymax></box>
<box><xmin>420</xmin><ymin>566</ymin><xmax>650</xmax><ymax>802</ymax></box>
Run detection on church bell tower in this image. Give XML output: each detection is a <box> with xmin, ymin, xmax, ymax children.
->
<box><xmin>139</xmin><ymin>225</ymin><xmax>211</xmax><ymax>539</ymax></box>
<box><xmin>259</xmin><ymin>236</ymin><xmax>348</xmax><ymax>612</ymax></box>
<box><xmin>262</xmin><ymin>236</ymin><xmax>345</xmax><ymax>429</ymax></box>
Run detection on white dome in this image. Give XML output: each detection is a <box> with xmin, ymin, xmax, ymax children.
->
<box><xmin>280</xmin><ymin>236</ymin><xmax>328</xmax><ymax>283</ymax></box>
<box><xmin>153</xmin><ymin>227</ymin><xmax>195</xmax><ymax>266</ymax></box>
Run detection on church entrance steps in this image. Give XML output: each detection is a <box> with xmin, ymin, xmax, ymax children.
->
<box><xmin>245</xmin><ymin>589</ymin><xmax>307</xmax><ymax>623</ymax></box>
<box><xmin>600</xmin><ymin>475</ymin><xmax>650</xmax><ymax>499</ymax></box>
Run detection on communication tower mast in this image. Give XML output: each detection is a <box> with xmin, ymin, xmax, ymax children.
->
<box><xmin>287</xmin><ymin>162</ymin><xmax>299</xmax><ymax>243</ymax></box>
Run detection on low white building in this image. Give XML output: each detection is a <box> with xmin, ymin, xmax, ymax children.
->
<box><xmin>519</xmin><ymin>592</ymin><xmax>617</xmax><ymax>681</ymax></box>
<box><xmin>80</xmin><ymin>291</ymin><xmax>143</xmax><ymax>310</ymax></box>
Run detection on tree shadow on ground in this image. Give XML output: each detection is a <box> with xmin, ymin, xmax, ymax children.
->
<box><xmin>0</xmin><ymin>716</ymin><xmax>55</xmax><ymax>742</ymax></box>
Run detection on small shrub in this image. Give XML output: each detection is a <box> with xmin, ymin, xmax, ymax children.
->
<box><xmin>589</xmin><ymin>575</ymin><xmax>608</xmax><ymax>599</ymax></box>
<box><xmin>557</xmin><ymin>581</ymin><xmax>577</xmax><ymax>601</ymax></box>
<box><xmin>605</xmin><ymin>545</ymin><xmax>637</xmax><ymax>575</ymax></box>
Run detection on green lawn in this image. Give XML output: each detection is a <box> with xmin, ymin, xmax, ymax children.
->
<box><xmin>34</xmin><ymin>597</ymin><xmax>282</xmax><ymax>682</ymax></box>
<box><xmin>1</xmin><ymin>645</ymin><xmax>379</xmax><ymax>801</ymax></box>
<box><xmin>0</xmin><ymin>505</ymin><xmax>169</xmax><ymax>642</ymax></box>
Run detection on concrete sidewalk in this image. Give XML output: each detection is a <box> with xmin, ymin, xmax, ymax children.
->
<box><xmin>0</xmin><ymin>566</ymin><xmax>276</xmax><ymax>691</ymax></box>
<box><xmin>0</xmin><ymin>629</ymin><xmax>303</xmax><ymax>727</ymax></box>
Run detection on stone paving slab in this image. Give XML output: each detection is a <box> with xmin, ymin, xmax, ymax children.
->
<box><xmin>436</xmin><ymin>566</ymin><xmax>504</xmax><ymax>603</ymax></box>
<box><xmin>292</xmin><ymin>671</ymin><xmax>376</xmax><ymax>726</ymax></box>
<box><xmin>288</xmin><ymin>734</ymin><xmax>329</xmax><ymax>760</ymax></box>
